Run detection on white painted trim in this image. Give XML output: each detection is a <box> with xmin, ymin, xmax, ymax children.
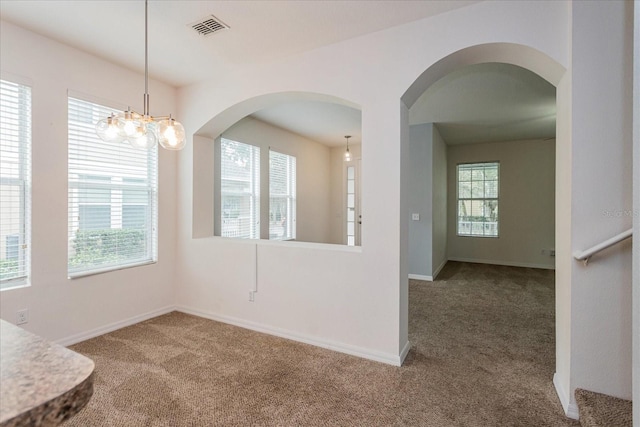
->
<box><xmin>448</xmin><ymin>257</ymin><xmax>555</xmax><ymax>270</ymax></box>
<box><xmin>399</xmin><ymin>340</ymin><xmax>411</xmax><ymax>365</ymax></box>
<box><xmin>176</xmin><ymin>305</ymin><xmax>405</xmax><ymax>366</ymax></box>
<box><xmin>553</xmin><ymin>373</ymin><xmax>579</xmax><ymax>420</ymax></box>
<box><xmin>408</xmin><ymin>273</ymin><xmax>433</xmax><ymax>281</ymax></box>
<box><xmin>432</xmin><ymin>259</ymin><xmax>447</xmax><ymax>280</ymax></box>
<box><xmin>55</xmin><ymin>306</ymin><xmax>175</xmax><ymax>347</ymax></box>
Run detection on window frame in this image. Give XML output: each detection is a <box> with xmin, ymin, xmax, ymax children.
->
<box><xmin>456</xmin><ymin>161</ymin><xmax>500</xmax><ymax>238</ymax></box>
<box><xmin>67</xmin><ymin>96</ymin><xmax>158</xmax><ymax>278</ymax></box>
<box><xmin>0</xmin><ymin>79</ymin><xmax>31</xmax><ymax>290</ymax></box>
<box><xmin>268</xmin><ymin>148</ymin><xmax>296</xmax><ymax>241</ymax></box>
<box><xmin>219</xmin><ymin>138</ymin><xmax>261</xmax><ymax>239</ymax></box>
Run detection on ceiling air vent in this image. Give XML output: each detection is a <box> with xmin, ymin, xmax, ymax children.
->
<box><xmin>190</xmin><ymin>15</ymin><xmax>229</xmax><ymax>36</ymax></box>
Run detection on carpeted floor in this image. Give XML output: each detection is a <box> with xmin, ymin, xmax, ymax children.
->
<box><xmin>65</xmin><ymin>262</ymin><xmax>578</xmax><ymax>426</ymax></box>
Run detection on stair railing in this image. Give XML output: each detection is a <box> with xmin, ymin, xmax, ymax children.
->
<box><xmin>573</xmin><ymin>228</ymin><xmax>633</xmax><ymax>265</ymax></box>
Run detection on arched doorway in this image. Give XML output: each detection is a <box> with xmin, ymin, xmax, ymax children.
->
<box><xmin>399</xmin><ymin>42</ymin><xmax>570</xmax><ymax>414</ymax></box>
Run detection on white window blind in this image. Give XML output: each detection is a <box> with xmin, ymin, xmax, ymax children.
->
<box><xmin>68</xmin><ymin>97</ymin><xmax>157</xmax><ymax>277</ymax></box>
<box><xmin>457</xmin><ymin>162</ymin><xmax>499</xmax><ymax>237</ymax></box>
<box><xmin>220</xmin><ymin>138</ymin><xmax>260</xmax><ymax>239</ymax></box>
<box><xmin>269</xmin><ymin>150</ymin><xmax>296</xmax><ymax>241</ymax></box>
<box><xmin>0</xmin><ymin>80</ymin><xmax>31</xmax><ymax>289</ymax></box>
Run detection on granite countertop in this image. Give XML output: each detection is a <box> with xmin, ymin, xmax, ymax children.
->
<box><xmin>0</xmin><ymin>320</ymin><xmax>95</xmax><ymax>427</ymax></box>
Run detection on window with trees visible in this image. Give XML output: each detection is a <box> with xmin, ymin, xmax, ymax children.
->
<box><xmin>457</xmin><ymin>162</ymin><xmax>499</xmax><ymax>237</ymax></box>
<box><xmin>220</xmin><ymin>138</ymin><xmax>260</xmax><ymax>239</ymax></box>
<box><xmin>68</xmin><ymin>97</ymin><xmax>157</xmax><ymax>276</ymax></box>
<box><xmin>0</xmin><ymin>80</ymin><xmax>31</xmax><ymax>289</ymax></box>
<box><xmin>269</xmin><ymin>150</ymin><xmax>296</xmax><ymax>240</ymax></box>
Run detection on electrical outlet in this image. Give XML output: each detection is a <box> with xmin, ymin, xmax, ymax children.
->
<box><xmin>550</xmin><ymin>249</ymin><xmax>556</xmax><ymax>257</ymax></box>
<box><xmin>249</xmin><ymin>291</ymin><xmax>255</xmax><ymax>302</ymax></box>
<box><xmin>412</xmin><ymin>213</ymin><xmax>420</xmax><ymax>221</ymax></box>
<box><xmin>16</xmin><ymin>309</ymin><xmax>28</xmax><ymax>325</ymax></box>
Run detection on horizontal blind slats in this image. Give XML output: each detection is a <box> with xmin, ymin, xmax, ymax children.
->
<box><xmin>0</xmin><ymin>79</ymin><xmax>31</xmax><ymax>288</ymax></box>
<box><xmin>269</xmin><ymin>150</ymin><xmax>296</xmax><ymax>241</ymax></box>
<box><xmin>220</xmin><ymin>138</ymin><xmax>260</xmax><ymax>239</ymax></box>
<box><xmin>68</xmin><ymin>97</ymin><xmax>157</xmax><ymax>276</ymax></box>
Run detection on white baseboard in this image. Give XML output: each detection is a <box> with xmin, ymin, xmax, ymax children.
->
<box><xmin>432</xmin><ymin>259</ymin><xmax>447</xmax><ymax>279</ymax></box>
<box><xmin>176</xmin><ymin>305</ymin><xmax>405</xmax><ymax>366</ymax></box>
<box><xmin>408</xmin><ymin>274</ymin><xmax>433</xmax><ymax>281</ymax></box>
<box><xmin>55</xmin><ymin>305</ymin><xmax>176</xmax><ymax>347</ymax></box>
<box><xmin>448</xmin><ymin>257</ymin><xmax>555</xmax><ymax>270</ymax></box>
<box><xmin>409</xmin><ymin>260</ymin><xmax>448</xmax><ymax>282</ymax></box>
<box><xmin>553</xmin><ymin>373</ymin><xmax>580</xmax><ymax>420</ymax></box>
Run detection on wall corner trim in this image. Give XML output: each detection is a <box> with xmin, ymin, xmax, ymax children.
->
<box><xmin>176</xmin><ymin>305</ymin><xmax>405</xmax><ymax>366</ymax></box>
<box><xmin>553</xmin><ymin>373</ymin><xmax>580</xmax><ymax>420</ymax></box>
<box><xmin>399</xmin><ymin>340</ymin><xmax>411</xmax><ymax>365</ymax></box>
<box><xmin>432</xmin><ymin>260</ymin><xmax>448</xmax><ymax>280</ymax></box>
<box><xmin>54</xmin><ymin>305</ymin><xmax>176</xmax><ymax>347</ymax></box>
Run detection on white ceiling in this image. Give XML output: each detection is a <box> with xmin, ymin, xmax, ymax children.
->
<box><xmin>1</xmin><ymin>1</ymin><xmax>555</xmax><ymax>146</ymax></box>
<box><xmin>0</xmin><ymin>0</ymin><xmax>478</xmax><ymax>88</ymax></box>
<box><xmin>409</xmin><ymin>62</ymin><xmax>556</xmax><ymax>145</ymax></box>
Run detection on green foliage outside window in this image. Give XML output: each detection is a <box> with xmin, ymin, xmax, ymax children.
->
<box><xmin>69</xmin><ymin>229</ymin><xmax>146</xmax><ymax>267</ymax></box>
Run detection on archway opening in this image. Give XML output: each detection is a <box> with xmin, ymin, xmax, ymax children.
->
<box><xmin>399</xmin><ymin>42</ymin><xmax>568</xmax><ymax>416</ymax></box>
<box><xmin>192</xmin><ymin>92</ymin><xmax>363</xmax><ymax>247</ymax></box>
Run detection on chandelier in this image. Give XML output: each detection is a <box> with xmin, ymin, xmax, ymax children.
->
<box><xmin>344</xmin><ymin>135</ymin><xmax>352</xmax><ymax>162</ymax></box>
<box><xmin>95</xmin><ymin>0</ymin><xmax>186</xmax><ymax>150</ymax></box>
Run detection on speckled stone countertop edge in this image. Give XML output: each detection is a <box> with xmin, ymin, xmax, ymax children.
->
<box><xmin>0</xmin><ymin>320</ymin><xmax>95</xmax><ymax>426</ymax></box>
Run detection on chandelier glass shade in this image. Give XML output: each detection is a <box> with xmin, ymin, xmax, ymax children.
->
<box><xmin>95</xmin><ymin>0</ymin><xmax>186</xmax><ymax>151</ymax></box>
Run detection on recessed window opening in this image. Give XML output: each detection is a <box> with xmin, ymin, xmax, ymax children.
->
<box><xmin>68</xmin><ymin>97</ymin><xmax>158</xmax><ymax>277</ymax></box>
<box><xmin>0</xmin><ymin>79</ymin><xmax>31</xmax><ymax>289</ymax></box>
<box><xmin>269</xmin><ymin>149</ymin><xmax>296</xmax><ymax>241</ymax></box>
<box><xmin>457</xmin><ymin>162</ymin><xmax>499</xmax><ymax>237</ymax></box>
<box><xmin>220</xmin><ymin>138</ymin><xmax>260</xmax><ymax>239</ymax></box>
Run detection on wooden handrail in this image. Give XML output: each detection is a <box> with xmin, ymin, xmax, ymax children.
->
<box><xmin>573</xmin><ymin>228</ymin><xmax>633</xmax><ymax>265</ymax></box>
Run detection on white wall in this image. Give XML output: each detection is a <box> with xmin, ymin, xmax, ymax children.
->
<box><xmin>176</xmin><ymin>1</ymin><xmax>571</xmax><ymax>366</ymax></box>
<box><xmin>0</xmin><ymin>21</ymin><xmax>178</xmax><ymax>343</ymax></box>
<box><xmin>432</xmin><ymin>126</ymin><xmax>447</xmax><ymax>277</ymax></box>
<box><xmin>215</xmin><ymin>117</ymin><xmax>332</xmax><ymax>244</ymax></box>
<box><xmin>446</xmin><ymin>139</ymin><xmax>556</xmax><ymax>269</ymax></box>
<box><xmin>568</xmin><ymin>0</ymin><xmax>633</xmax><ymax>402</ymax></box>
<box><xmin>408</xmin><ymin>123</ymin><xmax>433</xmax><ymax>277</ymax></box>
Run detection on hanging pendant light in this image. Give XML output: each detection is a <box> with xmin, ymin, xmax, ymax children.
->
<box><xmin>95</xmin><ymin>0</ymin><xmax>186</xmax><ymax>150</ymax></box>
<box><xmin>344</xmin><ymin>135</ymin><xmax>352</xmax><ymax>162</ymax></box>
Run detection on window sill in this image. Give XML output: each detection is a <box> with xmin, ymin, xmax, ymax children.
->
<box><xmin>68</xmin><ymin>260</ymin><xmax>157</xmax><ymax>279</ymax></box>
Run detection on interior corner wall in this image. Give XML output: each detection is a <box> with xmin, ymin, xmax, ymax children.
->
<box><xmin>431</xmin><ymin>125</ymin><xmax>447</xmax><ymax>278</ymax></box>
<box><xmin>219</xmin><ymin>117</ymin><xmax>332</xmax><ymax>244</ymax></box>
<box><xmin>568</xmin><ymin>0</ymin><xmax>633</xmax><ymax>401</ymax></box>
<box><xmin>408</xmin><ymin>124</ymin><xmax>433</xmax><ymax>277</ymax></box>
<box><xmin>554</xmin><ymin>71</ymin><xmax>573</xmax><ymax>414</ymax></box>
<box><xmin>0</xmin><ymin>20</ymin><xmax>178</xmax><ymax>343</ymax></box>
<box><xmin>447</xmin><ymin>139</ymin><xmax>556</xmax><ymax>270</ymax></box>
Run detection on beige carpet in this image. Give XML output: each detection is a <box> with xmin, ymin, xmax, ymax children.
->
<box><xmin>65</xmin><ymin>262</ymin><xmax>578</xmax><ymax>426</ymax></box>
<box><xmin>575</xmin><ymin>388</ymin><xmax>632</xmax><ymax>427</ymax></box>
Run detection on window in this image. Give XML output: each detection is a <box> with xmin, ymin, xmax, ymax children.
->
<box><xmin>457</xmin><ymin>162</ymin><xmax>499</xmax><ymax>237</ymax></box>
<box><xmin>269</xmin><ymin>150</ymin><xmax>296</xmax><ymax>240</ymax></box>
<box><xmin>68</xmin><ymin>97</ymin><xmax>157</xmax><ymax>276</ymax></box>
<box><xmin>346</xmin><ymin>165</ymin><xmax>356</xmax><ymax>246</ymax></box>
<box><xmin>220</xmin><ymin>138</ymin><xmax>260</xmax><ymax>239</ymax></box>
<box><xmin>0</xmin><ymin>80</ymin><xmax>31</xmax><ymax>289</ymax></box>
